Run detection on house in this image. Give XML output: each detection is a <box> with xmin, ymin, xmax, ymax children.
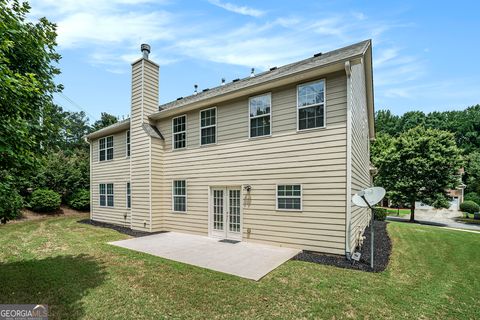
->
<box><xmin>86</xmin><ymin>40</ymin><xmax>375</xmax><ymax>257</ymax></box>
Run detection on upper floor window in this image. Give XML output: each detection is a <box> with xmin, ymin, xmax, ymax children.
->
<box><xmin>276</xmin><ymin>184</ymin><xmax>302</xmax><ymax>210</ymax></box>
<box><xmin>172</xmin><ymin>115</ymin><xmax>186</xmax><ymax>149</ymax></box>
<box><xmin>126</xmin><ymin>182</ymin><xmax>131</xmax><ymax>208</ymax></box>
<box><xmin>249</xmin><ymin>93</ymin><xmax>271</xmax><ymax>138</ymax></box>
<box><xmin>99</xmin><ymin>183</ymin><xmax>114</xmax><ymax>207</ymax></box>
<box><xmin>99</xmin><ymin>136</ymin><xmax>113</xmax><ymax>161</ymax></box>
<box><xmin>200</xmin><ymin>107</ymin><xmax>216</xmax><ymax>145</ymax></box>
<box><xmin>126</xmin><ymin>130</ymin><xmax>130</xmax><ymax>157</ymax></box>
<box><xmin>172</xmin><ymin>180</ymin><xmax>187</xmax><ymax>212</ymax></box>
<box><xmin>297</xmin><ymin>80</ymin><xmax>325</xmax><ymax>130</ymax></box>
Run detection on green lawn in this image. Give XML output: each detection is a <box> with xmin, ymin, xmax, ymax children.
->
<box><xmin>1</xmin><ymin>215</ymin><xmax>479</xmax><ymax>319</ymax></box>
<box><xmin>455</xmin><ymin>217</ymin><xmax>480</xmax><ymax>225</ymax></box>
<box><xmin>384</xmin><ymin>207</ymin><xmax>411</xmax><ymax>217</ymax></box>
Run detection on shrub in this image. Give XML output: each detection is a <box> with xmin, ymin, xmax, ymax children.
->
<box><xmin>68</xmin><ymin>189</ymin><xmax>90</xmax><ymax>211</ymax></box>
<box><xmin>30</xmin><ymin>189</ymin><xmax>61</xmax><ymax>213</ymax></box>
<box><xmin>373</xmin><ymin>207</ymin><xmax>387</xmax><ymax>221</ymax></box>
<box><xmin>0</xmin><ymin>182</ymin><xmax>23</xmax><ymax>224</ymax></box>
<box><xmin>459</xmin><ymin>200</ymin><xmax>480</xmax><ymax>215</ymax></box>
<box><xmin>464</xmin><ymin>192</ymin><xmax>480</xmax><ymax>206</ymax></box>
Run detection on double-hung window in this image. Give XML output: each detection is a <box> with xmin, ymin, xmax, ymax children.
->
<box><xmin>249</xmin><ymin>93</ymin><xmax>271</xmax><ymax>138</ymax></box>
<box><xmin>172</xmin><ymin>115</ymin><xmax>186</xmax><ymax>149</ymax></box>
<box><xmin>126</xmin><ymin>182</ymin><xmax>131</xmax><ymax>208</ymax></box>
<box><xmin>126</xmin><ymin>130</ymin><xmax>130</xmax><ymax>157</ymax></box>
<box><xmin>297</xmin><ymin>80</ymin><xmax>326</xmax><ymax>130</ymax></box>
<box><xmin>277</xmin><ymin>184</ymin><xmax>302</xmax><ymax>210</ymax></box>
<box><xmin>172</xmin><ymin>180</ymin><xmax>187</xmax><ymax>212</ymax></box>
<box><xmin>200</xmin><ymin>107</ymin><xmax>216</xmax><ymax>145</ymax></box>
<box><xmin>99</xmin><ymin>183</ymin><xmax>114</xmax><ymax>207</ymax></box>
<box><xmin>99</xmin><ymin>136</ymin><xmax>114</xmax><ymax>161</ymax></box>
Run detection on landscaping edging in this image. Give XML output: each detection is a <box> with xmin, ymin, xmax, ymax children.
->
<box><xmin>78</xmin><ymin>219</ymin><xmax>164</xmax><ymax>238</ymax></box>
<box><xmin>293</xmin><ymin>221</ymin><xmax>392</xmax><ymax>272</ymax></box>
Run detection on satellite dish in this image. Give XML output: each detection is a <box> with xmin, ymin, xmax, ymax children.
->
<box><xmin>352</xmin><ymin>187</ymin><xmax>386</xmax><ymax>208</ymax></box>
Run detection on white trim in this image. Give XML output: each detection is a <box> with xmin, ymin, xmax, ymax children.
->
<box><xmin>98</xmin><ymin>135</ymin><xmax>114</xmax><ymax>161</ymax></box>
<box><xmin>248</xmin><ymin>92</ymin><xmax>272</xmax><ymax>139</ymax></box>
<box><xmin>345</xmin><ymin>61</ymin><xmax>353</xmax><ymax>257</ymax></box>
<box><xmin>172</xmin><ymin>114</ymin><xmax>187</xmax><ymax>150</ymax></box>
<box><xmin>296</xmin><ymin>79</ymin><xmax>327</xmax><ymax>132</ymax></box>
<box><xmin>89</xmin><ymin>139</ymin><xmax>93</xmax><ymax>220</ymax></box>
<box><xmin>275</xmin><ymin>184</ymin><xmax>303</xmax><ymax>211</ymax></box>
<box><xmin>148</xmin><ymin>137</ymin><xmax>152</xmax><ymax>231</ymax></box>
<box><xmin>208</xmin><ymin>185</ymin><xmax>243</xmax><ymax>241</ymax></box>
<box><xmin>199</xmin><ymin>106</ymin><xmax>217</xmax><ymax>146</ymax></box>
<box><xmin>172</xmin><ymin>179</ymin><xmax>187</xmax><ymax>213</ymax></box>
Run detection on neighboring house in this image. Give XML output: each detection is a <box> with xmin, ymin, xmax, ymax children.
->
<box><xmin>86</xmin><ymin>40</ymin><xmax>375</xmax><ymax>257</ymax></box>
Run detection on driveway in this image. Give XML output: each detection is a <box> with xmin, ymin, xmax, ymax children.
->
<box><xmin>109</xmin><ymin>232</ymin><xmax>300</xmax><ymax>281</ymax></box>
<box><xmin>387</xmin><ymin>209</ymin><xmax>480</xmax><ymax>231</ymax></box>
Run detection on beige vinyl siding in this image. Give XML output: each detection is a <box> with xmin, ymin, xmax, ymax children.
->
<box><xmin>130</xmin><ymin>59</ymin><xmax>159</xmax><ymax>231</ymax></box>
<box><xmin>91</xmin><ymin>130</ymin><xmax>131</xmax><ymax>226</ymax></box>
<box><xmin>151</xmin><ymin>137</ymin><xmax>164</xmax><ymax>231</ymax></box>
<box><xmin>349</xmin><ymin>61</ymin><xmax>371</xmax><ymax>250</ymax></box>
<box><xmin>155</xmin><ymin>72</ymin><xmax>347</xmax><ymax>254</ymax></box>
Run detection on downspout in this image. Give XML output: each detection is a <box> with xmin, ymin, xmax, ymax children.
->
<box><xmin>344</xmin><ymin>60</ymin><xmax>353</xmax><ymax>259</ymax></box>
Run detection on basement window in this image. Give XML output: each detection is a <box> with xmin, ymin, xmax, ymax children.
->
<box><xmin>297</xmin><ymin>80</ymin><xmax>326</xmax><ymax>130</ymax></box>
<box><xmin>172</xmin><ymin>115</ymin><xmax>186</xmax><ymax>149</ymax></box>
<box><xmin>249</xmin><ymin>93</ymin><xmax>271</xmax><ymax>138</ymax></box>
<box><xmin>99</xmin><ymin>136</ymin><xmax>114</xmax><ymax>161</ymax></box>
<box><xmin>172</xmin><ymin>180</ymin><xmax>187</xmax><ymax>212</ymax></box>
<box><xmin>276</xmin><ymin>184</ymin><xmax>302</xmax><ymax>210</ymax></box>
<box><xmin>200</xmin><ymin>107</ymin><xmax>216</xmax><ymax>145</ymax></box>
<box><xmin>100</xmin><ymin>183</ymin><xmax>114</xmax><ymax>207</ymax></box>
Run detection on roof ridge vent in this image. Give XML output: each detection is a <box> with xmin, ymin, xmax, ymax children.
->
<box><xmin>232</xmin><ymin>78</ymin><xmax>240</xmax><ymax>82</ymax></box>
<box><xmin>313</xmin><ymin>52</ymin><xmax>322</xmax><ymax>57</ymax></box>
<box><xmin>269</xmin><ymin>66</ymin><xmax>277</xmax><ymax>71</ymax></box>
<box><xmin>176</xmin><ymin>97</ymin><xmax>183</xmax><ymax>100</ymax></box>
<box><xmin>202</xmin><ymin>88</ymin><xmax>209</xmax><ymax>92</ymax></box>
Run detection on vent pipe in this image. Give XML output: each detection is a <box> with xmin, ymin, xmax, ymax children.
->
<box><xmin>141</xmin><ymin>44</ymin><xmax>151</xmax><ymax>59</ymax></box>
<box><xmin>250</xmin><ymin>67</ymin><xmax>255</xmax><ymax>77</ymax></box>
<box><xmin>194</xmin><ymin>84</ymin><xmax>198</xmax><ymax>95</ymax></box>
<box><xmin>221</xmin><ymin>78</ymin><xmax>226</xmax><ymax>86</ymax></box>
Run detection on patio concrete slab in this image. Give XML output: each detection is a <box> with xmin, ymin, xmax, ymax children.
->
<box><xmin>109</xmin><ymin>232</ymin><xmax>300</xmax><ymax>281</ymax></box>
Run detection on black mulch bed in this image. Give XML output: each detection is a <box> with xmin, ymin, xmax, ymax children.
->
<box><xmin>78</xmin><ymin>219</ymin><xmax>164</xmax><ymax>238</ymax></box>
<box><xmin>292</xmin><ymin>221</ymin><xmax>392</xmax><ymax>272</ymax></box>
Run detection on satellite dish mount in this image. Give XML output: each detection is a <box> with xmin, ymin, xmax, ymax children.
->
<box><xmin>352</xmin><ymin>187</ymin><xmax>386</xmax><ymax>270</ymax></box>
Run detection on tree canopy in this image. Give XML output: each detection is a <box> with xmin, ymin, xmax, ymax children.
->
<box><xmin>374</xmin><ymin>127</ymin><xmax>462</xmax><ymax>221</ymax></box>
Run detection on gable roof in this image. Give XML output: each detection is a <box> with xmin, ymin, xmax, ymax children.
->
<box><xmin>150</xmin><ymin>39</ymin><xmax>371</xmax><ymax>120</ymax></box>
<box><xmin>86</xmin><ymin>118</ymin><xmax>130</xmax><ymax>140</ymax></box>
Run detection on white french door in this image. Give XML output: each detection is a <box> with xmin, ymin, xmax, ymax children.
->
<box><xmin>210</xmin><ymin>187</ymin><xmax>242</xmax><ymax>240</ymax></box>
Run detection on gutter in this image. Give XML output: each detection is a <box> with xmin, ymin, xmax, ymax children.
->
<box><xmin>344</xmin><ymin>60</ymin><xmax>353</xmax><ymax>259</ymax></box>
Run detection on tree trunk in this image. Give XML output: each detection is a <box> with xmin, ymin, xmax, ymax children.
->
<box><xmin>410</xmin><ymin>200</ymin><xmax>415</xmax><ymax>222</ymax></box>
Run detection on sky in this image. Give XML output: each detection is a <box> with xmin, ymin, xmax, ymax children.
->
<box><xmin>27</xmin><ymin>0</ymin><xmax>480</xmax><ymax>122</ymax></box>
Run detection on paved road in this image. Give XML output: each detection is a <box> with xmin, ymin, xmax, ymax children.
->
<box><xmin>387</xmin><ymin>209</ymin><xmax>480</xmax><ymax>231</ymax></box>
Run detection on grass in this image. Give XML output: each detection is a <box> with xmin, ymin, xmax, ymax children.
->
<box><xmin>1</xmin><ymin>215</ymin><xmax>479</xmax><ymax>319</ymax></box>
<box><xmin>383</xmin><ymin>207</ymin><xmax>411</xmax><ymax>217</ymax></box>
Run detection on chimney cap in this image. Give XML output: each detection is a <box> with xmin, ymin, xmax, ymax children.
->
<box><xmin>141</xmin><ymin>44</ymin><xmax>151</xmax><ymax>53</ymax></box>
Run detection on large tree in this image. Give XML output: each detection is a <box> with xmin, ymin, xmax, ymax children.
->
<box><xmin>0</xmin><ymin>0</ymin><xmax>62</xmax><ymax>223</ymax></box>
<box><xmin>0</xmin><ymin>0</ymin><xmax>62</xmax><ymax>171</ymax></box>
<box><xmin>374</xmin><ymin>127</ymin><xmax>462</xmax><ymax>222</ymax></box>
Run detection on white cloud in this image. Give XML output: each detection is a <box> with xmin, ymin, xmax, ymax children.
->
<box><xmin>208</xmin><ymin>0</ymin><xmax>265</xmax><ymax>18</ymax></box>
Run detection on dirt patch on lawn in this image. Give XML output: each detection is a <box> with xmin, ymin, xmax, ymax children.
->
<box><xmin>10</xmin><ymin>206</ymin><xmax>88</xmax><ymax>224</ymax></box>
<box><xmin>293</xmin><ymin>221</ymin><xmax>392</xmax><ymax>272</ymax></box>
<box><xmin>77</xmin><ymin>219</ymin><xmax>164</xmax><ymax>238</ymax></box>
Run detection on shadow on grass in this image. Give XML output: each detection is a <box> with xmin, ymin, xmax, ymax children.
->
<box><xmin>0</xmin><ymin>254</ymin><xmax>106</xmax><ymax>319</ymax></box>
